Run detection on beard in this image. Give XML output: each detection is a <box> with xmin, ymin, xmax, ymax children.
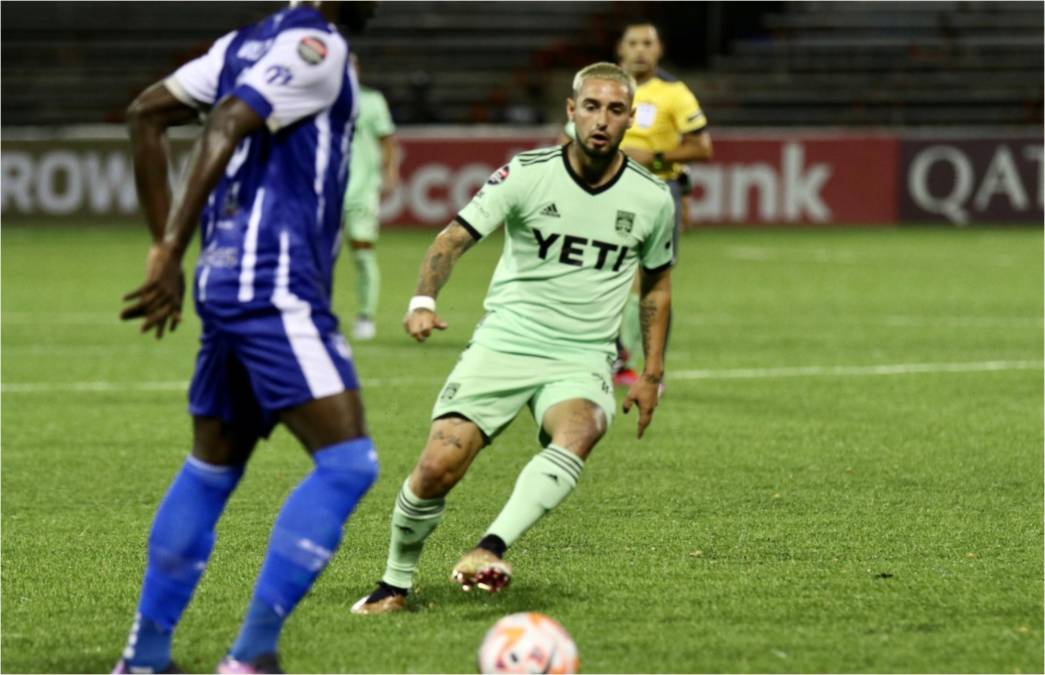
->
<box><xmin>578</xmin><ymin>132</ymin><xmax>621</xmax><ymax>160</ymax></box>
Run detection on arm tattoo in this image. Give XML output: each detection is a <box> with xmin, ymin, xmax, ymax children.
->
<box><xmin>432</xmin><ymin>428</ymin><xmax>465</xmax><ymax>450</ymax></box>
<box><xmin>415</xmin><ymin>225</ymin><xmax>475</xmax><ymax>298</ymax></box>
<box><xmin>639</xmin><ymin>297</ymin><xmax>664</xmax><ymax>384</ymax></box>
<box><xmin>639</xmin><ymin>297</ymin><xmax>656</xmax><ymax>359</ymax></box>
<box><xmin>418</xmin><ymin>251</ymin><xmax>449</xmax><ymax>297</ymax></box>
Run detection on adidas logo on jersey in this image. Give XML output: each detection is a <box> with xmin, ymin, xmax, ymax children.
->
<box><xmin>540</xmin><ymin>203</ymin><xmax>561</xmax><ymax>218</ymax></box>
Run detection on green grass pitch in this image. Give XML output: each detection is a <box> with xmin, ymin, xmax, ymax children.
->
<box><xmin>2</xmin><ymin>224</ymin><xmax>1042</xmax><ymax>673</ymax></box>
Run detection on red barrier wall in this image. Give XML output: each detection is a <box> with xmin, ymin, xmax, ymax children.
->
<box><xmin>378</xmin><ymin>130</ymin><xmax>1039</xmax><ymax>226</ymax></box>
<box><xmin>2</xmin><ymin>128</ymin><xmax>1040</xmax><ymax>226</ymax></box>
<box><xmin>899</xmin><ymin>137</ymin><xmax>1043</xmax><ymax>225</ymax></box>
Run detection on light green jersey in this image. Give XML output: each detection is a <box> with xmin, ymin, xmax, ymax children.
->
<box><xmin>343</xmin><ymin>86</ymin><xmax>395</xmax><ymax>209</ymax></box>
<box><xmin>456</xmin><ymin>145</ymin><xmax>675</xmax><ymax>360</ymax></box>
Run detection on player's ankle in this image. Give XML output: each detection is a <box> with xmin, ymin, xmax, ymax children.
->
<box><xmin>378</xmin><ymin>580</ymin><xmax>408</xmax><ymax>595</ymax></box>
<box><xmin>477</xmin><ymin>534</ymin><xmax>507</xmax><ymax>558</ymax></box>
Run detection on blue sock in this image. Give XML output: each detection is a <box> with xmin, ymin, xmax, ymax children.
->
<box><xmin>229</xmin><ymin>438</ymin><xmax>378</xmax><ymax>661</ymax></box>
<box><xmin>124</xmin><ymin>457</ymin><xmax>244</xmax><ymax>670</ymax></box>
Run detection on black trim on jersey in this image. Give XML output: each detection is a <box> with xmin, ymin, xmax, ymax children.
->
<box><xmin>643</xmin><ymin>260</ymin><xmax>675</xmax><ymax>274</ymax></box>
<box><xmin>454</xmin><ymin>215</ymin><xmax>482</xmax><ymax>241</ymax></box>
<box><xmin>518</xmin><ymin>147</ymin><xmax>561</xmax><ymax>160</ymax></box>
<box><xmin>561</xmin><ymin>144</ymin><xmax>628</xmax><ymax>196</ymax></box>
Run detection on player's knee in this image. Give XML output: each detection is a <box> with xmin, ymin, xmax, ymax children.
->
<box><xmin>125</xmin><ymin>96</ymin><xmax>147</xmax><ymax>127</ymax></box>
<box><xmin>192</xmin><ymin>417</ymin><xmax>256</xmax><ymax>465</ymax></box>
<box><xmin>589</xmin><ymin>406</ymin><xmax>609</xmax><ymax>438</ymax></box>
<box><xmin>413</xmin><ymin>457</ymin><xmax>459</xmax><ymax>498</ymax></box>
<box><xmin>191</xmin><ymin>443</ymin><xmax>241</xmax><ymax>466</ymax></box>
<box><xmin>552</xmin><ymin>408</ymin><xmax>607</xmax><ymax>454</ymax></box>
<box><xmin>574</xmin><ymin>423</ymin><xmax>605</xmax><ymax>452</ymax></box>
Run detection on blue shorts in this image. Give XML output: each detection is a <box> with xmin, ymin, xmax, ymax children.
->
<box><xmin>188</xmin><ymin>306</ymin><xmax>359</xmax><ymax>438</ymax></box>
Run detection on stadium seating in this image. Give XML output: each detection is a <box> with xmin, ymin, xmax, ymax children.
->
<box><xmin>1</xmin><ymin>1</ymin><xmax>1040</xmax><ymax>128</ymax></box>
<box><xmin>700</xmin><ymin>0</ymin><xmax>1043</xmax><ymax>126</ymax></box>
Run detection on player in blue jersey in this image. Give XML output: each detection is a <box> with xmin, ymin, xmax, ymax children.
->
<box><xmin>114</xmin><ymin>2</ymin><xmax>376</xmax><ymax>673</ymax></box>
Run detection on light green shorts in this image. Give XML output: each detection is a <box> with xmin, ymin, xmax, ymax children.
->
<box><xmin>343</xmin><ymin>202</ymin><xmax>380</xmax><ymax>243</ymax></box>
<box><xmin>431</xmin><ymin>342</ymin><xmax>616</xmax><ymax>446</ymax></box>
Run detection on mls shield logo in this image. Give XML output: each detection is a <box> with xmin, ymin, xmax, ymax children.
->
<box><xmin>615</xmin><ymin>210</ymin><xmax>635</xmax><ymax>236</ymax></box>
<box><xmin>440</xmin><ymin>382</ymin><xmax>460</xmax><ymax>401</ymax></box>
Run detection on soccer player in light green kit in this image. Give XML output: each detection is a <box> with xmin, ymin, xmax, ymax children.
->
<box><xmin>343</xmin><ymin>54</ymin><xmax>400</xmax><ymax>340</ymax></box>
<box><xmin>352</xmin><ymin>62</ymin><xmax>674</xmax><ymax>614</ymax></box>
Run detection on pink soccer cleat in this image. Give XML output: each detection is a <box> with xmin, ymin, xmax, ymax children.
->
<box><xmin>216</xmin><ymin>654</ymin><xmax>283</xmax><ymax>674</ymax></box>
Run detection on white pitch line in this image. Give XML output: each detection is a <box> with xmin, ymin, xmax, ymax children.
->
<box><xmin>2</xmin><ymin>361</ymin><xmax>1040</xmax><ymax>394</ymax></box>
<box><xmin>673</xmin><ymin>360</ymin><xmax>1043</xmax><ymax>381</ymax></box>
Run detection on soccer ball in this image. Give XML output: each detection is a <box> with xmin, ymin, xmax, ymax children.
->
<box><xmin>477</xmin><ymin>612</ymin><xmax>579</xmax><ymax>674</ymax></box>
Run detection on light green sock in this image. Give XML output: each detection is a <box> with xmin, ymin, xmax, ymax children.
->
<box><xmin>353</xmin><ymin>248</ymin><xmax>380</xmax><ymax>319</ymax></box>
<box><xmin>485</xmin><ymin>444</ymin><xmax>584</xmax><ymax>547</ymax></box>
<box><xmin>382</xmin><ymin>478</ymin><xmax>445</xmax><ymax>589</ymax></box>
<box><xmin>619</xmin><ymin>292</ymin><xmax>641</xmax><ymax>369</ymax></box>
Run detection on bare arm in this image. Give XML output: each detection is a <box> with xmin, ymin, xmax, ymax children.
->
<box><xmin>663</xmin><ymin>130</ymin><xmax>712</xmax><ymax>163</ymax></box>
<box><xmin>404</xmin><ymin>220</ymin><xmax>478</xmax><ymax>341</ymax></box>
<box><xmin>378</xmin><ymin>134</ymin><xmax>401</xmax><ymax>193</ymax></box>
<box><xmin>125</xmin><ymin>82</ymin><xmax>200</xmax><ymax>242</ymax></box>
<box><xmin>163</xmin><ymin>96</ymin><xmax>265</xmax><ymax>257</ymax></box>
<box><xmin>637</xmin><ymin>266</ymin><xmax>672</xmax><ymax>383</ymax></box>
<box><xmin>625</xmin><ymin>131</ymin><xmax>713</xmax><ymax>168</ymax></box>
<box><xmin>622</xmin><ymin>266</ymin><xmax>672</xmax><ymax>438</ymax></box>
<box><xmin>121</xmin><ymin>95</ymin><xmax>265</xmax><ymax>337</ymax></box>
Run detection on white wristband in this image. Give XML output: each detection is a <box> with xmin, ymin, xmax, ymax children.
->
<box><xmin>408</xmin><ymin>295</ymin><xmax>436</xmax><ymax>313</ymax></box>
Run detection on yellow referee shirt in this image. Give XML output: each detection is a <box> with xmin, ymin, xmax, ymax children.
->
<box><xmin>621</xmin><ymin>70</ymin><xmax>707</xmax><ymax>180</ymax></box>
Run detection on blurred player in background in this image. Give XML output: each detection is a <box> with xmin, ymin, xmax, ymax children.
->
<box><xmin>351</xmin><ymin>62</ymin><xmax>674</xmax><ymax>614</ymax></box>
<box><xmin>343</xmin><ymin>53</ymin><xmax>400</xmax><ymax>340</ymax></box>
<box><xmin>564</xmin><ymin>22</ymin><xmax>712</xmax><ymax>387</ymax></box>
<box><xmin>115</xmin><ymin>2</ymin><xmax>376</xmax><ymax>673</ymax></box>
<box><xmin>613</xmin><ymin>21</ymin><xmax>712</xmax><ymax>386</ymax></box>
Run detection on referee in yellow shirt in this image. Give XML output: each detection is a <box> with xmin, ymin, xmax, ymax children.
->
<box><xmin>615</xmin><ymin>21</ymin><xmax>713</xmax><ymax>386</ymax></box>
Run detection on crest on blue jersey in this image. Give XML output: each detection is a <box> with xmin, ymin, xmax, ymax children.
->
<box><xmin>615</xmin><ymin>210</ymin><xmax>635</xmax><ymax>235</ymax></box>
<box><xmin>486</xmin><ymin>164</ymin><xmax>510</xmax><ymax>186</ymax></box>
<box><xmin>297</xmin><ymin>36</ymin><xmax>327</xmax><ymax>65</ymax></box>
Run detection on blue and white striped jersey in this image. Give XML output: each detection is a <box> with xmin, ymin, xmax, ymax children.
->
<box><xmin>165</xmin><ymin>4</ymin><xmax>358</xmax><ymax>318</ymax></box>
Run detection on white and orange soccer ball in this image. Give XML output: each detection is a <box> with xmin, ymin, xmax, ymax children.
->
<box><xmin>477</xmin><ymin>611</ymin><xmax>579</xmax><ymax>674</ymax></box>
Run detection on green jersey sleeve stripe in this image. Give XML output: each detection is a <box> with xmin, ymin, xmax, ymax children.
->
<box><xmin>519</xmin><ymin>150</ymin><xmax>562</xmax><ymax>165</ymax></box>
<box><xmin>519</xmin><ymin>155</ymin><xmax>561</xmax><ymax>166</ymax></box>
<box><xmin>517</xmin><ymin>147</ymin><xmax>561</xmax><ymax>159</ymax></box>
<box><xmin>455</xmin><ymin>215</ymin><xmax>483</xmax><ymax>241</ymax></box>
<box><xmin>625</xmin><ymin>164</ymin><xmax>668</xmax><ymax>189</ymax></box>
<box><xmin>624</xmin><ymin>159</ymin><xmax>660</xmax><ymax>181</ymax></box>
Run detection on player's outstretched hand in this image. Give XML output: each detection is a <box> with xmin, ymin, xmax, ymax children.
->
<box><xmin>121</xmin><ymin>242</ymin><xmax>185</xmax><ymax>339</ymax></box>
<box><xmin>622</xmin><ymin>374</ymin><xmax>661</xmax><ymax>439</ymax></box>
<box><xmin>404</xmin><ymin>308</ymin><xmax>448</xmax><ymax>342</ymax></box>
